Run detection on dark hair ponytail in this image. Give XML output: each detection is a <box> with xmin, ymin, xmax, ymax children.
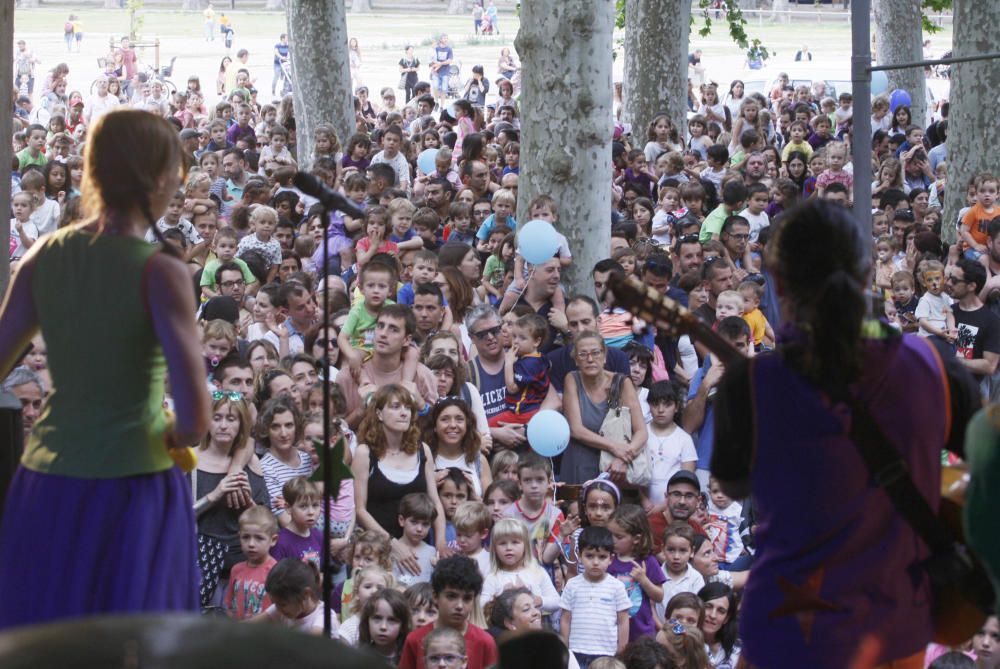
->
<box><xmin>769</xmin><ymin>199</ymin><xmax>870</xmax><ymax>394</ymax></box>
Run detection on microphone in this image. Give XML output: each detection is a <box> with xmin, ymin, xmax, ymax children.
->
<box><xmin>292</xmin><ymin>171</ymin><xmax>366</xmax><ymax>219</ymax></box>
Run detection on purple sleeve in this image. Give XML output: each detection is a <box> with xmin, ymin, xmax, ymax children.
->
<box><xmin>645</xmin><ymin>555</ymin><xmax>667</xmax><ymax>586</ymax></box>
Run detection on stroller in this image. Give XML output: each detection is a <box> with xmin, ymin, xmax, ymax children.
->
<box><xmin>446</xmin><ymin>61</ymin><xmax>462</xmax><ymax>98</ymax></box>
<box><xmin>279</xmin><ymin>58</ymin><xmax>293</xmax><ymax>95</ymax></box>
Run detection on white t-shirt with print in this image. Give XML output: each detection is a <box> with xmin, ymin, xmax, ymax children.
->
<box><xmin>647</xmin><ymin>424</ymin><xmax>698</xmax><ymax>504</ymax></box>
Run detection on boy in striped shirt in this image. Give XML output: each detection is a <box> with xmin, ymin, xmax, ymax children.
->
<box><xmin>559</xmin><ymin>526</ymin><xmax>630</xmax><ymax>669</ymax></box>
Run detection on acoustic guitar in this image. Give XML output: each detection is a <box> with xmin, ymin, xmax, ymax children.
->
<box><xmin>606</xmin><ymin>272</ymin><xmax>994</xmax><ymax>645</ymax></box>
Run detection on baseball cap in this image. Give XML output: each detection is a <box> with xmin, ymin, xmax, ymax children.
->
<box><xmin>667</xmin><ymin>470</ymin><xmax>700</xmax><ymax>491</ymax></box>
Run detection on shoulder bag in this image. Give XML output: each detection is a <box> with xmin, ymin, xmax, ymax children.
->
<box><xmin>599</xmin><ymin>373</ymin><xmax>652</xmax><ymax>487</ymax></box>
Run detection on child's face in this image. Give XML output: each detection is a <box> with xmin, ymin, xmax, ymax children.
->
<box><xmin>239</xmin><ymin>522</ymin><xmax>276</xmax><ymax>565</ymax></box>
<box><xmin>738</xmin><ymin>289</ymin><xmax>759</xmax><ymax>313</ymax></box>
<box><xmin>28</xmin><ymin>130</ymin><xmax>46</xmax><ymax>152</ymax></box>
<box><xmin>518</xmin><ymin>466</ymin><xmax>549</xmax><ymax>504</ymax></box>
<box><xmin>978</xmin><ymin>182</ymin><xmax>999</xmax><ymax>208</ymax></box>
<box><xmin>493</xmin><ymin>200</ymin><xmax>513</xmax><ymax>221</ymax></box>
<box><xmin>686</xmin><ymin>197</ymin><xmax>705</xmax><ymax>216</ymax></box>
<box><xmin>434</xmin><ymin>587</ymin><xmax>476</xmax><ymax>630</ymax></box>
<box><xmin>353</xmin><ymin>548</ymin><xmax>379</xmax><ymax>570</ymax></box>
<box><xmin>529</xmin><ymin>204</ymin><xmax>556</xmax><ymax>223</ymax></box>
<box><xmin>816</xmin><ymin>121</ymin><xmax>831</xmax><ymax>138</ymax></box>
<box><xmin>495</xmin><ymin>536</ymin><xmax>525</xmax><ymax>569</ymax></box>
<box><xmin>828</xmin><ymin>150</ymin><xmax>845</xmax><ymax>170</ymax></box>
<box><xmin>689</xmin><ymin>121</ymin><xmax>704</xmax><ymax>137</ymax></box>
<box><xmin>412</xmin><ymin>259</ymin><xmax>438</xmax><ymax>285</ymax></box>
<box><xmin>347</xmin><ymin>186</ymin><xmax>366</xmax><ymax>204</ymax></box>
<box><xmin>438</xmin><ymin>479</ymin><xmax>468</xmax><ymax>519</ymax></box>
<box><xmin>214</xmin><ymin>237</ymin><xmax>237</xmax><ymax>262</ymax></box>
<box><xmin>715</xmin><ymin>296</ymin><xmax>744</xmax><ymax>321</ymax></box>
<box><xmin>165</xmin><ymin>196</ymin><xmax>184</xmax><ymax>224</ymax></box>
<box><xmin>579</xmin><ymin>546</ymin><xmax>612</xmax><ymax>582</ymax></box>
<box><xmin>872</xmin><ymin>216</ymin><xmax>888</xmax><ymax>237</ymax></box>
<box><xmin>631</xmin><ymin>154</ymin><xmax>648</xmax><ymax>172</ymax></box>
<box><xmin>203</xmin><ymin>337</ymin><xmax>232</xmax><ymax>361</ymax></box>
<box><xmin>892</xmin><ymin>281</ymin><xmax>914</xmax><ymax>305</ymax></box>
<box><xmin>382</xmin><ymin>132</ymin><xmax>400</xmax><ymax>155</ymax></box>
<box><xmin>649</xmin><ymin>399</ymin><xmax>677</xmax><ymax>428</ymax></box>
<box><xmin>399</xmin><ymin>514</ymin><xmax>432</xmax><ymax>544</ymax></box>
<box><xmin>661</xmin><ymin>191</ymin><xmax>680</xmax><ymax>211</ymax></box>
<box><xmin>671</xmin><ymin>607</ymin><xmax>700</xmax><ymax>631</ymax></box>
<box><xmin>972</xmin><ymin>616</ymin><xmax>1000</xmax><ymax>660</ymax></box>
<box><xmin>392</xmin><ymin>211</ymin><xmax>412</xmax><ymax>236</ymax></box>
<box><xmin>211</xmin><ymin>125</ymin><xmax>227</xmax><ymax>144</ymax></box>
<box><xmin>289</xmin><ymin>496</ymin><xmax>321</xmax><ymax>531</ymax></box>
<box><xmin>271</xmin><ymin>134</ymin><xmax>287</xmax><ymax>152</ymax></box>
<box><xmin>504</xmin><ymin>148</ymin><xmax>519</xmax><ymax>168</ymax></box>
<box><xmin>362</xmin><ymin>271</ymin><xmax>392</xmax><ymax>309</ymax></box>
<box><xmin>483</xmin><ymin>231</ymin><xmax>503</xmax><ymax>254</ymax></box>
<box><xmin>924</xmin><ymin>270</ymin><xmax>944</xmax><ymax>295</ymax></box>
<box><xmin>663</xmin><ymin>536</ymin><xmax>693</xmax><ymax>575</ymax></box>
<box><xmin>236</xmin><ymin>108</ymin><xmax>250</xmax><ymax>124</ymax></box>
<box><xmin>486</xmin><ymin>488</ymin><xmax>513</xmax><ymax>521</ymax></box>
<box><xmin>70</xmin><ymin>165</ymin><xmax>83</xmax><ymax>184</ymax></box>
<box><xmin>368</xmin><ymin>598</ymin><xmax>403</xmax><ymax>649</ymax></box>
<box><xmin>315</xmin><ymin>134</ymin><xmax>331</xmax><ymax>153</ymax></box>
<box><xmin>455</xmin><ymin>529</ymin><xmax>484</xmax><ymax>556</ymax></box>
<box><xmin>11</xmin><ymin>196</ymin><xmax>32</xmax><ymax>220</ymax></box>
<box><xmin>747</xmin><ymin>191</ymin><xmax>769</xmax><ymax>214</ymax></box>
<box><xmin>583</xmin><ymin>489</ymin><xmax>615</xmax><ymax>527</ymax></box>
<box><xmin>254</xmin><ymin>215</ymin><xmax>276</xmax><ymax>240</ymax></box>
<box><xmin>221</xmin><ymin>107</ymin><xmax>233</xmax><ymax>120</ymax></box>
<box><xmin>708</xmin><ymin>479</ymin><xmax>732</xmax><ymax>510</ymax></box>
<box><xmin>876</xmin><ymin>242</ymin><xmax>892</xmax><ymax>263</ymax></box>
<box><xmin>356</xmin><ymin>575</ymin><xmax>386</xmax><ymax>608</ymax></box>
<box><xmin>411</xmin><ymin>601</ymin><xmax>438</xmax><ymax>628</ymax></box>
<box><xmin>275</xmin><ymin>593</ymin><xmax>318</xmax><ymax>621</ymax></box>
<box><xmin>511</xmin><ymin>325</ymin><xmax>541</xmax><ymax>357</ymax></box>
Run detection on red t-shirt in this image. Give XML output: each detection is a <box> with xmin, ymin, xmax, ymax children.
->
<box><xmin>399</xmin><ymin>622</ymin><xmax>498</xmax><ymax>669</ymax></box>
<box><xmin>224</xmin><ymin>557</ymin><xmax>276</xmax><ymax>619</ymax></box>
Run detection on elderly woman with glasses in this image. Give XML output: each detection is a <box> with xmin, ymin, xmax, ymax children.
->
<box><xmin>561</xmin><ymin>331</ymin><xmax>647</xmax><ymax>485</ymax></box>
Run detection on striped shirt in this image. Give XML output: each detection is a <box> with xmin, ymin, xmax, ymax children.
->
<box><xmin>559</xmin><ymin>573</ymin><xmax>630</xmax><ymax>656</ymax></box>
<box><xmin>260</xmin><ymin>449</ymin><xmax>314</xmax><ymax>516</ymax></box>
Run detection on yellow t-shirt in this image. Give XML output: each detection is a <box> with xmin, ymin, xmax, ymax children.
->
<box><xmin>744</xmin><ymin>308</ymin><xmax>768</xmax><ymax>346</ymax></box>
<box><xmin>781</xmin><ymin>140</ymin><xmax>814</xmax><ymax>162</ymax></box>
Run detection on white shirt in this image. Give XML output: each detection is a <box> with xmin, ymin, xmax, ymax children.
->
<box><xmin>647</xmin><ymin>425</ymin><xmax>698</xmax><ymax>503</ymax></box>
<box><xmin>738</xmin><ymin>208</ymin><xmax>770</xmax><ymax>243</ymax></box>
<box><xmin>83</xmin><ymin>92</ymin><xmax>120</xmax><ymax>125</ymax></box>
<box><xmin>265</xmin><ymin>601</ymin><xmax>333</xmax><ymax>636</ymax></box>
<box><xmin>29</xmin><ymin>198</ymin><xmax>60</xmax><ymax>237</ymax></box>
<box><xmin>481</xmin><ymin>565</ymin><xmax>561</xmax><ymax>613</ymax></box>
<box><xmin>9</xmin><ymin>219</ymin><xmax>38</xmax><ymax>260</ymax></box>
<box><xmin>559</xmin><ymin>573</ymin><xmax>630</xmax><ymax>656</ymax></box>
<box><xmin>370</xmin><ymin>149</ymin><xmax>411</xmax><ymax>190</ymax></box>
<box><xmin>656</xmin><ymin>563</ymin><xmax>705</xmax><ymax>621</ymax></box>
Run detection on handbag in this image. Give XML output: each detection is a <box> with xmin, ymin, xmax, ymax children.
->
<box><xmin>846</xmin><ymin>394</ymin><xmax>994</xmax><ymax>645</ymax></box>
<box><xmin>599</xmin><ymin>374</ymin><xmax>652</xmax><ymax>487</ymax></box>
<box><xmin>398</xmin><ymin>72</ymin><xmax>408</xmax><ymax>90</ymax></box>
<box><xmin>192</xmin><ymin>468</ymin><xmax>227</xmax><ymax>608</ymax></box>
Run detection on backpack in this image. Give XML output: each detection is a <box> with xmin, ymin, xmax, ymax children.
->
<box><xmin>64</xmin><ymin>21</ymin><xmax>73</xmax><ymax>33</ymax></box>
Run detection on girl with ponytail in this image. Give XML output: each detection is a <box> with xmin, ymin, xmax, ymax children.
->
<box><xmin>708</xmin><ymin>199</ymin><xmax>979</xmax><ymax>669</ymax></box>
<box><xmin>0</xmin><ymin>109</ymin><xmax>211</xmax><ymax>627</ymax></box>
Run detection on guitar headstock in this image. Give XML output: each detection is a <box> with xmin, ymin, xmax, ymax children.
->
<box><xmin>605</xmin><ymin>273</ymin><xmax>697</xmax><ymax>338</ymax></box>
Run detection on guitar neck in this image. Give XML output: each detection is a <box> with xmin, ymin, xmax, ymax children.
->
<box><xmin>608</xmin><ymin>275</ymin><xmax>743</xmax><ymax>367</ymax></box>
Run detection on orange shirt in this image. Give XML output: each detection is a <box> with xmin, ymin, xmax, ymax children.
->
<box><xmin>961</xmin><ymin>203</ymin><xmax>1000</xmax><ymax>247</ymax></box>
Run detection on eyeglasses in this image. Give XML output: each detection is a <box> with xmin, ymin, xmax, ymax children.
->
<box><xmin>576</xmin><ymin>349</ymin><xmax>604</xmax><ymax>361</ymax></box>
<box><xmin>667</xmin><ymin>491</ymin><xmax>698</xmax><ymax>501</ymax></box>
<box><xmin>675</xmin><ymin>234</ymin><xmax>701</xmax><ymax>246</ymax></box>
<box><xmin>220</xmin><ymin>279</ymin><xmax>245</xmax><ymax>289</ymax></box>
<box><xmin>724</xmin><ymin>232</ymin><xmax>750</xmax><ymax>241</ymax></box>
<box><xmin>666</xmin><ymin>619</ymin><xmax>686</xmax><ymax>635</ymax></box>
<box><xmin>946</xmin><ymin>276</ymin><xmax>968</xmax><ymax>284</ymax></box>
<box><xmin>211</xmin><ymin>390</ymin><xmax>244</xmax><ymax>401</ymax></box>
<box><xmin>427</xmin><ymin>655</ymin><xmax>466</xmax><ymax>666</ymax></box>
<box><xmin>471</xmin><ymin>325</ymin><xmax>502</xmax><ymax>340</ymax></box>
<box><xmin>314</xmin><ymin>338</ymin><xmax>337</xmax><ymax>347</ymax></box>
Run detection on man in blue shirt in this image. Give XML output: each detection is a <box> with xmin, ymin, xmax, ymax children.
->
<box><xmin>272</xmin><ymin>33</ymin><xmax>290</xmax><ymax>96</ymax></box>
<box><xmin>547</xmin><ymin>295</ymin><xmax>630</xmax><ymax>394</ymax></box>
<box><xmin>431</xmin><ymin>34</ymin><xmax>454</xmax><ymax>105</ymax></box>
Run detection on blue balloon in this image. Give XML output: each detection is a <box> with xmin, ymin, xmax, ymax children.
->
<box><xmin>889</xmin><ymin>89</ymin><xmax>912</xmax><ymax>112</ymax></box>
<box><xmin>527</xmin><ymin>410</ymin><xmax>571</xmax><ymax>458</ymax></box>
<box><xmin>871</xmin><ymin>70</ymin><xmax>888</xmax><ymax>96</ymax></box>
<box><xmin>517</xmin><ymin>219</ymin><xmax>561</xmax><ymax>266</ymax></box>
<box><xmin>417</xmin><ymin>149</ymin><xmax>439</xmax><ymax>176</ymax></box>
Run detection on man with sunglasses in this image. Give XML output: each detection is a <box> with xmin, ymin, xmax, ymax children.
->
<box><xmin>947</xmin><ymin>259</ymin><xmax>1000</xmax><ymax>392</ymax></box>
<box><xmin>465</xmin><ymin>305</ymin><xmax>528</xmax><ymax>451</ymax></box>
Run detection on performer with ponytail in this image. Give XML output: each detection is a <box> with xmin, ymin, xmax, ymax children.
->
<box><xmin>709</xmin><ymin>200</ymin><xmax>979</xmax><ymax>669</ymax></box>
<box><xmin>0</xmin><ymin>109</ymin><xmax>210</xmax><ymax>628</ymax></box>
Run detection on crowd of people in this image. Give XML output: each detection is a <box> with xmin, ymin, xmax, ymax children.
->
<box><xmin>3</xmin><ymin>16</ymin><xmax>1000</xmax><ymax>669</ymax></box>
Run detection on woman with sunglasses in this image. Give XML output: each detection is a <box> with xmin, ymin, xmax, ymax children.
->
<box><xmin>192</xmin><ymin>393</ymin><xmax>269</xmax><ymax>608</ymax></box>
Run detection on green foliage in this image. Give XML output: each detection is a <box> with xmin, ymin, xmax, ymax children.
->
<box><xmin>614</xmin><ymin>0</ymin><xmax>768</xmax><ymax>61</ymax></box>
<box><xmin>921</xmin><ymin>0</ymin><xmax>952</xmax><ymax>34</ymax></box>
<box><xmin>127</xmin><ymin>0</ymin><xmax>144</xmax><ymax>40</ymax></box>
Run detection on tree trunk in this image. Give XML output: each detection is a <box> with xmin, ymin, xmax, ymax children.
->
<box><xmin>352</xmin><ymin>0</ymin><xmax>373</xmax><ymax>13</ymax></box>
<box><xmin>942</xmin><ymin>0</ymin><xmax>1000</xmax><ymax>244</ymax></box>
<box><xmin>515</xmin><ymin>0</ymin><xmax>614</xmax><ymax>297</ymax></box>
<box><xmin>621</xmin><ymin>0</ymin><xmax>690</xmax><ymax>148</ymax></box>
<box><xmin>287</xmin><ymin>0</ymin><xmax>354</xmax><ymax>170</ymax></box>
<box><xmin>0</xmin><ymin>1</ymin><xmax>12</xmax><ymax>297</ymax></box>
<box><xmin>873</xmin><ymin>0</ymin><xmax>926</xmax><ymax>126</ymax></box>
<box><xmin>770</xmin><ymin>0</ymin><xmax>788</xmax><ymax>23</ymax></box>
<box><xmin>265</xmin><ymin>0</ymin><xmax>284</xmax><ymax>8</ymax></box>
<box><xmin>447</xmin><ymin>0</ymin><xmax>466</xmax><ymax>15</ymax></box>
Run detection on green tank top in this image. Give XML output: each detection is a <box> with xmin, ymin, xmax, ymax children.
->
<box><xmin>23</xmin><ymin>227</ymin><xmax>173</xmax><ymax>478</ymax></box>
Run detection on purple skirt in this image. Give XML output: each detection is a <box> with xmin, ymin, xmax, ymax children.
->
<box><xmin>0</xmin><ymin>466</ymin><xmax>199</xmax><ymax>630</ymax></box>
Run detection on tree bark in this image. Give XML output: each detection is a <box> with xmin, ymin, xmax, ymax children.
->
<box><xmin>515</xmin><ymin>0</ymin><xmax>614</xmax><ymax>297</ymax></box>
<box><xmin>621</xmin><ymin>0</ymin><xmax>690</xmax><ymax>147</ymax></box>
<box><xmin>873</xmin><ymin>0</ymin><xmax>926</xmax><ymax>127</ymax></box>
<box><xmin>942</xmin><ymin>0</ymin><xmax>1000</xmax><ymax>244</ymax></box>
<box><xmin>352</xmin><ymin>0</ymin><xmax>373</xmax><ymax>13</ymax></box>
<box><xmin>0</xmin><ymin>1</ymin><xmax>12</xmax><ymax>297</ymax></box>
<box><xmin>265</xmin><ymin>0</ymin><xmax>285</xmax><ymax>8</ymax></box>
<box><xmin>770</xmin><ymin>0</ymin><xmax>789</xmax><ymax>23</ymax></box>
<box><xmin>447</xmin><ymin>0</ymin><xmax>467</xmax><ymax>15</ymax></box>
<box><xmin>287</xmin><ymin>0</ymin><xmax>354</xmax><ymax>170</ymax></box>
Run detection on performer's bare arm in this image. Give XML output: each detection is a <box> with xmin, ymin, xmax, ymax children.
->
<box><xmin>147</xmin><ymin>253</ymin><xmax>211</xmax><ymax>446</ymax></box>
<box><xmin>0</xmin><ymin>248</ymin><xmax>41</xmax><ymax>379</ymax></box>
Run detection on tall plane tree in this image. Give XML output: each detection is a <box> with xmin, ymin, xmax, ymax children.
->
<box><xmin>287</xmin><ymin>0</ymin><xmax>355</xmax><ymax>169</ymax></box>
<box><xmin>874</xmin><ymin>0</ymin><xmax>927</xmax><ymax>125</ymax></box>
<box><xmin>515</xmin><ymin>0</ymin><xmax>615</xmax><ymax>296</ymax></box>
